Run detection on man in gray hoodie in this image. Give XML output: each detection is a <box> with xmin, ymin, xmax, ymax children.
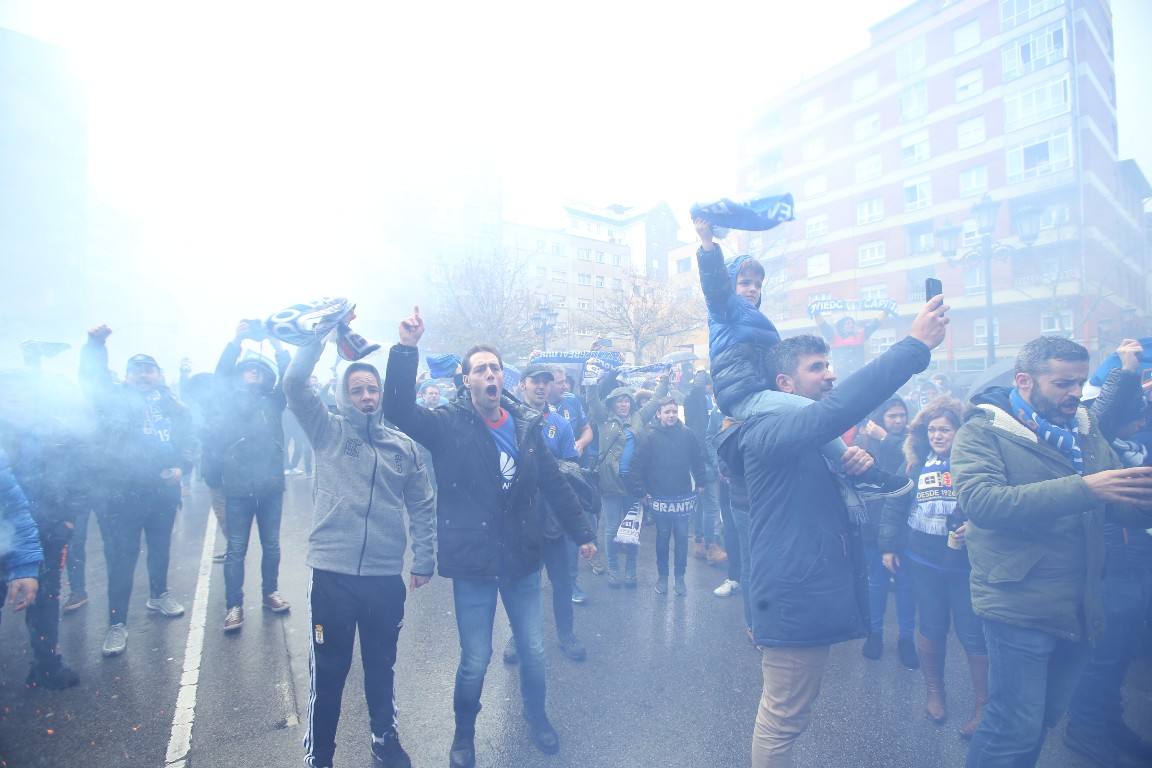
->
<box><xmin>285</xmin><ymin>339</ymin><xmax>436</xmax><ymax>768</ymax></box>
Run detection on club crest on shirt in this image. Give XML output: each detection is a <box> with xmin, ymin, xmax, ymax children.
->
<box><xmin>314</xmin><ymin>624</ymin><xmax>325</xmax><ymax>645</ymax></box>
<box><xmin>343</xmin><ymin>438</ymin><xmax>363</xmax><ymax>459</ymax></box>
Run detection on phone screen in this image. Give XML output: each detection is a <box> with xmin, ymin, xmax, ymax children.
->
<box><xmin>925</xmin><ymin>278</ymin><xmax>943</xmax><ymax>301</ymax></box>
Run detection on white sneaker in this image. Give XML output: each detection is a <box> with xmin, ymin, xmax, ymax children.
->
<box><xmin>713</xmin><ymin>579</ymin><xmax>740</xmax><ymax>597</ymax></box>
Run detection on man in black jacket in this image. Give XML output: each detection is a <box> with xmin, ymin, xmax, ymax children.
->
<box><xmin>382</xmin><ymin>307</ymin><xmax>596</xmax><ymax>768</ymax></box>
<box><xmin>207</xmin><ymin>321</ymin><xmax>292</xmax><ymax>633</ymax></box>
<box><xmin>718</xmin><ymin>297</ymin><xmax>948</xmax><ymax>768</ymax></box>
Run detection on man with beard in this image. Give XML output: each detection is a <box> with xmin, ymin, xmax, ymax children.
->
<box><xmin>953</xmin><ymin>336</ymin><xmax>1152</xmax><ymax>768</ymax></box>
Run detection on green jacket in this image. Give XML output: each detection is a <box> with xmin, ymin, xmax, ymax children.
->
<box><xmin>952</xmin><ymin>387</ymin><xmax>1152</xmax><ymax>641</ymax></box>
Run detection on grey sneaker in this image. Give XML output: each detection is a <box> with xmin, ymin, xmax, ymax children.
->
<box><xmin>146</xmin><ymin>592</ymin><xmax>185</xmax><ymax>618</ymax></box>
<box><xmin>224</xmin><ymin>606</ymin><xmax>244</xmax><ymax>633</ymax></box>
<box><xmin>102</xmin><ymin>623</ymin><xmax>128</xmax><ymax>657</ymax></box>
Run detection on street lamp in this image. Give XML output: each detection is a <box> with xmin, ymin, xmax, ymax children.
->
<box><xmin>530</xmin><ymin>303</ymin><xmax>559</xmax><ymax>351</ymax></box>
<box><xmin>936</xmin><ymin>195</ymin><xmax>1043</xmax><ymax>367</ymax></box>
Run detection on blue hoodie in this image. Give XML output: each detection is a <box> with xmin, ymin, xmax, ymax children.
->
<box><xmin>697</xmin><ymin>245</ymin><xmax>781</xmax><ymax>360</ymax></box>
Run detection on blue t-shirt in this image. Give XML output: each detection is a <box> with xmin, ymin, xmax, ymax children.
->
<box><xmin>540</xmin><ymin>411</ymin><xmax>578</xmax><ymax>461</ymax></box>
<box><xmin>485</xmin><ymin>409</ymin><xmax>519</xmax><ymax>493</ymax></box>
<box><xmin>551</xmin><ymin>392</ymin><xmax>588</xmax><ymax>435</ymax></box>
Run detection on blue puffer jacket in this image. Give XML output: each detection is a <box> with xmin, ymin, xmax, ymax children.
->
<box><xmin>0</xmin><ymin>446</ymin><xmax>44</xmax><ymax>582</ymax></box>
<box><xmin>698</xmin><ymin>245</ymin><xmax>781</xmax><ymax>415</ymax></box>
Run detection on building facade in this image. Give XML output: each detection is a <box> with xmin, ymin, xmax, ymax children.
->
<box><xmin>728</xmin><ymin>0</ymin><xmax>1149</xmax><ymax>378</ymax></box>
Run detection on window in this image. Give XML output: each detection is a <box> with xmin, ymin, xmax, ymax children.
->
<box><xmin>675</xmin><ymin>257</ymin><xmax>692</xmax><ymax>274</ymax></box>
<box><xmin>957</xmin><ymin>116</ymin><xmax>986</xmax><ymax>149</ymax></box>
<box><xmin>1001</xmin><ymin>0</ymin><xmax>1063</xmax><ymax>31</ymax></box>
<box><xmin>852</xmin><ymin>71</ymin><xmax>879</xmax><ymax>99</ymax></box>
<box><xmin>869</xmin><ymin>329</ymin><xmax>898</xmax><ymax>356</ymax></box>
<box><xmin>577</xmin><ymin>272</ymin><xmax>592</xmax><ymax>286</ymax></box>
<box><xmin>577</xmin><ymin>248</ymin><xmax>591</xmax><ymax>261</ymax></box>
<box><xmin>857</xmin><ymin>197</ymin><xmax>884</xmax><ymax>225</ymax></box>
<box><xmin>802</xmin><ymin>137</ymin><xmax>825</xmax><ymax>161</ymax></box>
<box><xmin>900</xmin><ymin>82</ymin><xmax>928</xmax><ymax>121</ymax></box>
<box><xmin>1040</xmin><ymin>311</ymin><xmax>1073</xmax><ymax>335</ymax></box>
<box><xmin>955</xmin><ymin>68</ymin><xmax>984</xmax><ymax>101</ymax></box>
<box><xmin>1004</xmin><ymin>76</ymin><xmax>1070</xmax><ymax>131</ymax></box>
<box><xmin>552</xmin><ymin>243</ymin><xmax>564</xmax><ymax>257</ymax></box>
<box><xmin>595</xmin><ymin>250</ymin><xmax>605</xmax><ymax>263</ymax></box>
<box><xmin>906</xmin><ymin>222</ymin><xmax>935</xmax><ymax>255</ymax></box>
<box><xmin>860</xmin><ymin>283</ymin><xmax>888</xmax><ymax>301</ymax></box>
<box><xmin>954</xmin><ymin>20</ymin><xmax>981</xmax><ymax>53</ymax></box>
<box><xmin>806</xmin><ymin>215</ymin><xmax>829</xmax><ymax>238</ymax></box>
<box><xmin>855</xmin><ymin>155</ymin><xmax>883</xmax><ymax>183</ymax></box>
<box><xmin>853</xmin><ymin>113</ymin><xmax>881</xmax><ymax>141</ymax></box>
<box><xmin>896</xmin><ymin>37</ymin><xmax>926</xmax><ymax>79</ymax></box>
<box><xmin>1003</xmin><ymin>21</ymin><xmax>1066</xmax><ymax>81</ymax></box>
<box><xmin>901</xmin><ymin>132</ymin><xmax>930</xmax><ymax>165</ymax></box>
<box><xmin>577</xmin><ymin>298</ymin><xmax>591</xmax><ymax>311</ymax></box>
<box><xmin>1039</xmin><ymin>203</ymin><xmax>1070</xmax><ymax>230</ymax></box>
<box><xmin>858</xmin><ymin>241</ymin><xmax>887</xmax><ymax>268</ymax></box>
<box><xmin>595</xmin><ymin>275</ymin><xmax>605</xmax><ymax>288</ymax></box>
<box><xmin>806</xmin><ymin>252</ymin><xmax>831</xmax><ymax>277</ymax></box>
<box><xmin>965</xmin><ymin>262</ymin><xmax>986</xmax><ymax>294</ymax></box>
<box><xmin>1007</xmin><ymin>130</ymin><xmax>1072</xmax><ymax>182</ymax></box>
<box><xmin>803</xmin><ymin>175</ymin><xmax>828</xmax><ymax>199</ymax></box>
<box><xmin>974</xmin><ymin>318</ymin><xmax>1001</xmax><ymax>346</ymax></box>
<box><xmin>904</xmin><ymin>176</ymin><xmax>932</xmax><ymax>211</ymax></box>
<box><xmin>959</xmin><ymin>165</ymin><xmax>989</xmax><ymax>196</ymax></box>
<box><xmin>800</xmin><ymin>97</ymin><xmax>824</xmax><ymax>122</ymax></box>
<box><xmin>906</xmin><ymin>267</ymin><xmax>936</xmax><ymax>301</ymax></box>
<box><xmin>552</xmin><ymin>270</ymin><xmax>567</xmax><ymax>283</ymax></box>
<box><xmin>611</xmin><ymin>252</ymin><xmax>623</xmax><ymax>266</ymax></box>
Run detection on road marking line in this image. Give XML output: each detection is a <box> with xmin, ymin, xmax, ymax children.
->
<box><xmin>165</xmin><ymin>509</ymin><xmax>217</xmax><ymax>767</ymax></box>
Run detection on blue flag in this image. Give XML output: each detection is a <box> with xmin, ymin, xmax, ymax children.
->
<box><xmin>690</xmin><ymin>193</ymin><xmax>795</xmax><ymax>232</ymax></box>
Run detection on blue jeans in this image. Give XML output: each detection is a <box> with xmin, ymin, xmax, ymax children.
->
<box><xmin>601</xmin><ymin>495</ymin><xmax>637</xmax><ymax>577</ymax></box>
<box><xmin>224</xmin><ymin>492</ymin><xmax>283</xmax><ymax>609</ymax></box>
<box><xmin>693</xmin><ymin>479</ymin><xmax>719</xmax><ymax>545</ymax></box>
<box><xmin>654</xmin><ymin>513</ymin><xmax>691</xmax><ymax>579</ymax></box>
<box><xmin>67</xmin><ymin>506</ymin><xmax>91</xmax><ymax>595</ymax></box>
<box><xmin>453</xmin><ymin>571</ymin><xmax>547</xmax><ymax>719</ymax></box>
<box><xmin>865</xmin><ymin>543</ymin><xmax>915</xmax><ymax>638</ymax></box>
<box><xmin>731</xmin><ymin>502</ymin><xmax>753</xmax><ymax>631</ymax></box>
<box><xmin>966</xmin><ymin>619</ymin><xmax>1090</xmax><ymax>768</ymax></box>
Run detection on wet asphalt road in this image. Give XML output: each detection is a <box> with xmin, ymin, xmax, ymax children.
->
<box><xmin>0</xmin><ymin>479</ymin><xmax>1148</xmax><ymax>768</ymax></box>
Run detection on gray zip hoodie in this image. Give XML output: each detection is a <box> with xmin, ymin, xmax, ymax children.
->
<box><xmin>284</xmin><ymin>341</ymin><xmax>436</xmax><ymax>578</ymax></box>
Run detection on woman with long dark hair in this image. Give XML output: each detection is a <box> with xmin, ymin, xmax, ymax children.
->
<box><xmin>879</xmin><ymin>397</ymin><xmax>988</xmax><ymax>738</ymax></box>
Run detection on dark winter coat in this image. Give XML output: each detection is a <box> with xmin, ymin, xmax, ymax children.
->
<box><xmin>718</xmin><ymin>336</ymin><xmax>932</xmax><ymax>648</ymax></box>
<box><xmin>628</xmin><ymin>420</ymin><xmax>709</xmax><ymax>498</ymax></box>
<box><xmin>383</xmin><ymin>344</ymin><xmax>595</xmax><ymax>582</ymax></box>
<box><xmin>205</xmin><ymin>341</ymin><xmax>289</xmax><ymax>498</ymax></box>
<box><xmin>587</xmin><ymin>372</ymin><xmax>664</xmax><ymax>497</ymax></box>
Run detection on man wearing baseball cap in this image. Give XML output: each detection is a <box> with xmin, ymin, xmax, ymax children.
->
<box><xmin>79</xmin><ymin>325</ymin><xmax>195</xmax><ymax>657</ymax></box>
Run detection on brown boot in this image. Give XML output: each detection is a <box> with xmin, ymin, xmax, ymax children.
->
<box><xmin>706</xmin><ymin>543</ymin><xmax>728</xmax><ymax>566</ymax></box>
<box><xmin>960</xmin><ymin>654</ymin><xmax>989</xmax><ymax>739</ymax></box>
<box><xmin>692</xmin><ymin>540</ymin><xmax>707</xmax><ymax>559</ymax></box>
<box><xmin>916</xmin><ymin>633</ymin><xmax>947</xmax><ymax>723</ymax></box>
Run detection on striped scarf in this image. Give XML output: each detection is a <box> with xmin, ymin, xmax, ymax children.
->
<box><xmin>1009</xmin><ymin>388</ymin><xmax>1084</xmax><ymax>474</ymax></box>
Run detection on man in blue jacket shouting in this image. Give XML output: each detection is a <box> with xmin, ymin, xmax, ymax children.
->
<box><xmin>383</xmin><ymin>307</ymin><xmax>597</xmax><ymax>768</ymax></box>
<box><xmin>718</xmin><ymin>297</ymin><xmax>949</xmax><ymax>767</ymax></box>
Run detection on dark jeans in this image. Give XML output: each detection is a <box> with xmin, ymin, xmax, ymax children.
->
<box><xmin>966</xmin><ymin>619</ymin><xmax>1090</xmax><ymax>768</ymax></box>
<box><xmin>693</xmin><ymin>480</ymin><xmax>718</xmax><ymax>545</ymax></box>
<box><xmin>1067</xmin><ymin>567</ymin><xmax>1152</xmax><ymax>736</ymax></box>
<box><xmin>718</xmin><ymin>479</ymin><xmax>740</xmax><ymax>580</ymax></box>
<box><xmin>224</xmin><ymin>492</ymin><xmax>284</xmax><ymax>608</ymax></box>
<box><xmin>66</xmin><ymin>507</ymin><xmax>91</xmax><ymax>596</ymax></box>
<box><xmin>305</xmin><ymin>569</ymin><xmax>406</xmax><ymax>768</ymax></box>
<box><xmin>453</xmin><ymin>571</ymin><xmax>546</xmax><ymax>720</ymax></box>
<box><xmin>865</xmin><ymin>543</ymin><xmax>915</xmax><ymax>638</ymax></box>
<box><xmin>100</xmin><ymin>492</ymin><xmax>178</xmax><ymax>626</ymax></box>
<box><xmin>0</xmin><ymin>524</ymin><xmax>70</xmax><ymax>669</ymax></box>
<box><xmin>602</xmin><ymin>495</ymin><xmax>636</xmax><ymax>577</ymax></box>
<box><xmin>731</xmin><ymin>502</ymin><xmax>753</xmax><ymax>630</ymax></box>
<box><xmin>654</xmin><ymin>512</ymin><xmax>690</xmax><ymax>579</ymax></box>
<box><xmin>909</xmin><ymin>558</ymin><xmax>985</xmax><ymax>654</ymax></box>
<box><xmin>542</xmin><ymin>536</ymin><xmax>574</xmax><ymax>637</ymax></box>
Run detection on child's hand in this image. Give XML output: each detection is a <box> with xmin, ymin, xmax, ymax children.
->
<box><xmin>693</xmin><ymin>217</ymin><xmax>716</xmax><ymax>250</ymax></box>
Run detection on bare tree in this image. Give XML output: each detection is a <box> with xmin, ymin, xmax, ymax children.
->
<box><xmin>584</xmin><ymin>270</ymin><xmax>706</xmax><ymax>364</ymax></box>
<box><xmin>424</xmin><ymin>250</ymin><xmax>536</xmax><ymax>360</ymax></box>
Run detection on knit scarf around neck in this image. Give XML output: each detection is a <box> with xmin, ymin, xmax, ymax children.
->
<box><xmin>1009</xmin><ymin>388</ymin><xmax>1084</xmax><ymax>474</ymax></box>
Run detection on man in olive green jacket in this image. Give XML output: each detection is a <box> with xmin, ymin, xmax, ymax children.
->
<box><xmin>952</xmin><ymin>336</ymin><xmax>1152</xmax><ymax>768</ymax></box>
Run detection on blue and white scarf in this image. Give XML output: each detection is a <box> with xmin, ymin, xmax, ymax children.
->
<box><xmin>1009</xmin><ymin>388</ymin><xmax>1084</xmax><ymax>474</ymax></box>
<box><xmin>648</xmin><ymin>493</ymin><xmax>697</xmax><ymax>519</ymax></box>
<box><xmin>690</xmin><ymin>194</ymin><xmax>795</xmax><ymax>232</ymax></box>
<box><xmin>906</xmin><ymin>455</ymin><xmax>957</xmax><ymax>536</ymax></box>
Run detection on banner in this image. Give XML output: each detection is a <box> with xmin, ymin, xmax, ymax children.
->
<box><xmin>529</xmin><ymin>350</ymin><xmax>626</xmax><ymax>367</ymax></box>
<box><xmin>807</xmin><ymin>298</ymin><xmax>898</xmax><ymax>318</ymax></box>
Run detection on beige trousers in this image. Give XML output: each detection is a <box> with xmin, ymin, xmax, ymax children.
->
<box><xmin>751</xmin><ymin>644</ymin><xmax>831</xmax><ymax>768</ymax></box>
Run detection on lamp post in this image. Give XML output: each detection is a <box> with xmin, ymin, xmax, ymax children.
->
<box><xmin>530</xmin><ymin>303</ymin><xmax>559</xmax><ymax>351</ymax></box>
<box><xmin>936</xmin><ymin>195</ymin><xmax>1042</xmax><ymax>367</ymax></box>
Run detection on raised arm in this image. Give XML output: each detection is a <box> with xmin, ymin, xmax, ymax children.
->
<box><xmin>382</xmin><ymin>307</ymin><xmax>453</xmax><ymax>450</ymax></box>
<box><xmin>283</xmin><ymin>340</ymin><xmax>338</xmax><ymax>450</ymax></box>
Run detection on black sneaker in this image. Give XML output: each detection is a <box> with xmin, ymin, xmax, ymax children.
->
<box><xmin>370</xmin><ymin>730</ymin><xmax>412</xmax><ymax>768</ymax></box>
<box><xmin>449</xmin><ymin>729</ymin><xmax>475</xmax><ymax>768</ymax></box>
<box><xmin>861</xmin><ymin>633</ymin><xmax>883</xmax><ymax>660</ymax></box>
<box><xmin>654</xmin><ymin>579</ymin><xmax>667</xmax><ymax>595</ymax></box>
<box><xmin>898</xmin><ymin>635</ymin><xmax>920</xmax><ymax>669</ymax></box>
<box><xmin>852</xmin><ymin>468</ymin><xmax>914</xmax><ymax>501</ymax></box>
<box><xmin>525</xmin><ymin>713</ymin><xmax>560</xmax><ymax>755</ymax></box>
<box><xmin>558</xmin><ymin>633</ymin><xmax>587</xmax><ymax>662</ymax></box>
<box><xmin>1064</xmin><ymin>724</ymin><xmax>1145</xmax><ymax>768</ymax></box>
<box><xmin>26</xmin><ymin>663</ymin><xmax>80</xmax><ymax>690</ymax></box>
<box><xmin>502</xmin><ymin>636</ymin><xmax>519</xmax><ymax>665</ymax></box>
